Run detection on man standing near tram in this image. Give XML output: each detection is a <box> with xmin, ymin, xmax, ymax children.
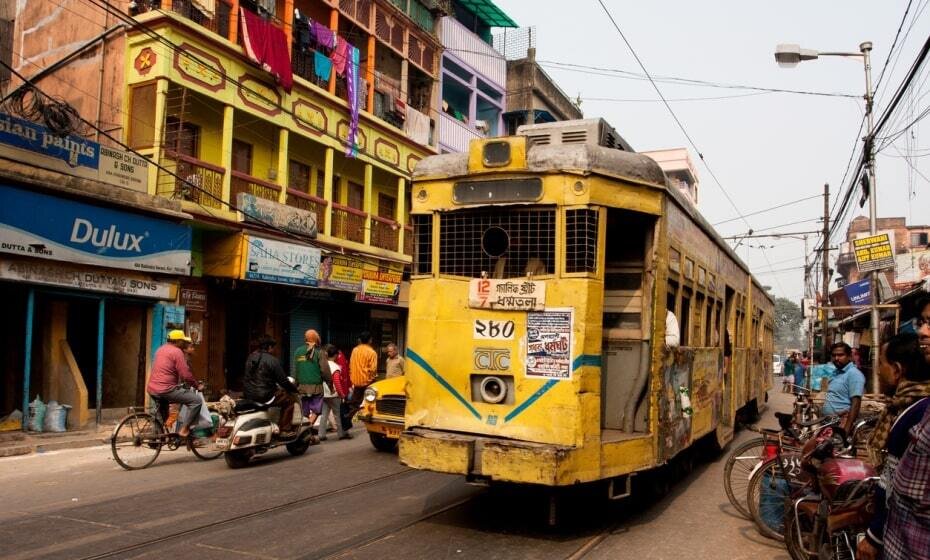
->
<box><xmin>821</xmin><ymin>342</ymin><xmax>866</xmax><ymax>435</ymax></box>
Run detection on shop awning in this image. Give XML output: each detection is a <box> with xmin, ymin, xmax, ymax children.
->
<box><xmin>457</xmin><ymin>0</ymin><xmax>517</xmax><ymax>27</ymax></box>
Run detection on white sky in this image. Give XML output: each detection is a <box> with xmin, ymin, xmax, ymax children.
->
<box><xmin>494</xmin><ymin>0</ymin><xmax>930</xmax><ymax>303</ymax></box>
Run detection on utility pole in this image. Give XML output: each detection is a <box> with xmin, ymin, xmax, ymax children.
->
<box><xmin>862</xmin><ymin>41</ymin><xmax>882</xmax><ymax>393</ymax></box>
<box><xmin>804</xmin><ymin>235</ymin><xmax>814</xmax><ymax>387</ymax></box>
<box><xmin>821</xmin><ymin>183</ymin><xmax>830</xmax><ymax>363</ymax></box>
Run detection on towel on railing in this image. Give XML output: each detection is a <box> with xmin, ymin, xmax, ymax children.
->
<box><xmin>405</xmin><ymin>105</ymin><xmax>430</xmax><ymax>145</ymax></box>
<box><xmin>240</xmin><ymin>7</ymin><xmax>293</xmax><ymax>93</ymax></box>
<box><xmin>313</xmin><ymin>51</ymin><xmax>332</xmax><ymax>82</ymax></box>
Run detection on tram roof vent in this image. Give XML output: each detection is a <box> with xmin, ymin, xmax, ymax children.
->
<box><xmin>517</xmin><ymin>118</ymin><xmax>634</xmax><ymax>152</ymax></box>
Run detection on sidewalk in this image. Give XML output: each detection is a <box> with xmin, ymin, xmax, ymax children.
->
<box><xmin>0</xmin><ymin>424</ymin><xmax>114</xmax><ymax>458</ymax></box>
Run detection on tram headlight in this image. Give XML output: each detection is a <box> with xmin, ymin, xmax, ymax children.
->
<box><xmin>479</xmin><ymin>376</ymin><xmax>507</xmax><ymax>404</ymax></box>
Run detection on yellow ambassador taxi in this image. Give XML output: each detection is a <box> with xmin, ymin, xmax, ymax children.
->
<box><xmin>357</xmin><ymin>376</ymin><xmax>405</xmax><ymax>452</ymax></box>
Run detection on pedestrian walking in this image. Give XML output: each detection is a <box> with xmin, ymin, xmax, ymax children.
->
<box><xmin>347</xmin><ymin>331</ymin><xmax>378</xmax><ymax>419</ymax></box>
<box><xmin>292</xmin><ymin>329</ymin><xmax>332</xmax><ymax>429</ymax></box>
<box><xmin>319</xmin><ymin>344</ymin><xmax>352</xmax><ymax>441</ymax></box>
<box><xmin>385</xmin><ymin>342</ymin><xmax>405</xmax><ymax>378</ymax></box>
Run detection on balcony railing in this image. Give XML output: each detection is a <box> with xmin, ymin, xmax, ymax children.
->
<box><xmin>292</xmin><ymin>48</ymin><xmax>331</xmax><ymax>90</ymax></box>
<box><xmin>331</xmin><ymin>203</ymin><xmax>367</xmax><ymax>244</ymax></box>
<box><xmin>158</xmin><ymin>151</ymin><xmax>225</xmax><ymax>209</ymax></box>
<box><xmin>439</xmin><ymin>111</ymin><xmax>482</xmax><ymax>153</ymax></box>
<box><xmin>231</xmin><ymin>170</ymin><xmax>282</xmax><ymax>202</ymax></box>
<box><xmin>404</xmin><ymin>225</ymin><xmax>413</xmax><ymax>256</ymax></box>
<box><xmin>439</xmin><ymin>16</ymin><xmax>506</xmax><ymax>86</ymax></box>
<box><xmin>370</xmin><ymin>215</ymin><xmax>399</xmax><ymax>252</ymax></box>
<box><xmin>286</xmin><ymin>188</ymin><xmax>328</xmax><ymax>234</ymax></box>
<box><xmin>140</xmin><ymin>0</ymin><xmax>233</xmax><ymax>40</ymax></box>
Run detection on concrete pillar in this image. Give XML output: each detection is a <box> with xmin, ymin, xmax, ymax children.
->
<box><xmin>148</xmin><ymin>79</ymin><xmax>169</xmax><ymax>196</ymax></box>
<box><xmin>229</xmin><ymin>0</ymin><xmax>240</xmax><ymax>43</ymax></box>
<box><xmin>323</xmin><ymin>147</ymin><xmax>334</xmax><ymax>236</ymax></box>
<box><xmin>283</xmin><ymin>0</ymin><xmax>294</xmax><ymax>56</ymax></box>
<box><xmin>42</xmin><ymin>302</ymin><xmax>68</xmax><ymax>403</ymax></box>
<box><xmin>363</xmin><ymin>163</ymin><xmax>373</xmax><ymax>245</ymax></box>
<box><xmin>366</xmin><ymin>34</ymin><xmax>376</xmax><ymax>113</ymax></box>
<box><xmin>220</xmin><ymin>105</ymin><xmax>235</xmax><ymax>205</ymax></box>
<box><xmin>396</xmin><ymin>175</ymin><xmax>406</xmax><ymax>251</ymax></box>
<box><xmin>277</xmin><ymin>127</ymin><xmax>289</xmax><ymax>203</ymax></box>
<box><xmin>328</xmin><ymin>9</ymin><xmax>339</xmax><ymax>95</ymax></box>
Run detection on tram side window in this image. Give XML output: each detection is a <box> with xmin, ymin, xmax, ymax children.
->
<box><xmin>680</xmin><ymin>287</ymin><xmax>692</xmax><ymax>346</ymax></box>
<box><xmin>565</xmin><ymin>208</ymin><xmax>599</xmax><ymax>273</ymax></box>
<box><xmin>412</xmin><ymin>214</ymin><xmax>433</xmax><ymax>275</ymax></box>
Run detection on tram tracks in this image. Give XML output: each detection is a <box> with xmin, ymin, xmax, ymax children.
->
<box><xmin>78</xmin><ymin>468</ymin><xmax>421</xmax><ymax>560</ymax></box>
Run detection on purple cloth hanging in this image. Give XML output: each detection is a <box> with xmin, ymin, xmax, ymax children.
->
<box><xmin>345</xmin><ymin>45</ymin><xmax>360</xmax><ymax>158</ymax></box>
<box><xmin>310</xmin><ymin>21</ymin><xmax>335</xmax><ymax>50</ymax></box>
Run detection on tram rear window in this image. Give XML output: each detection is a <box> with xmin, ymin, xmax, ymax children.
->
<box><xmin>452</xmin><ymin>178</ymin><xmax>543</xmax><ymax>204</ymax></box>
<box><xmin>439</xmin><ymin>208</ymin><xmax>555</xmax><ymax>279</ymax></box>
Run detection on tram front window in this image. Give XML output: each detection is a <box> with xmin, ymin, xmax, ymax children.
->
<box><xmin>438</xmin><ymin>208</ymin><xmax>556</xmax><ymax>279</ymax></box>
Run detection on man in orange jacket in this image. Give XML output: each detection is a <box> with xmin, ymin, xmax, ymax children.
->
<box><xmin>347</xmin><ymin>331</ymin><xmax>378</xmax><ymax>419</ymax></box>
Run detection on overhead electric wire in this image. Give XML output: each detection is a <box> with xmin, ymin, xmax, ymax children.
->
<box><xmin>712</xmin><ymin>194</ymin><xmax>821</xmax><ymax>226</ymax></box>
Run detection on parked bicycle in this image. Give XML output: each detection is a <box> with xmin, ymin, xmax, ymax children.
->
<box><xmin>110</xmin><ymin>396</ymin><xmax>227</xmax><ymax>470</ymax></box>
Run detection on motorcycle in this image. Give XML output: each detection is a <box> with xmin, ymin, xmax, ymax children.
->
<box><xmin>784</xmin><ymin>427</ymin><xmax>878</xmax><ymax>560</ymax></box>
<box><xmin>214</xmin><ymin>386</ymin><xmax>315</xmax><ymax>468</ymax></box>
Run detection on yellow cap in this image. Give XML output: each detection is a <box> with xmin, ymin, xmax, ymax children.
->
<box><xmin>167</xmin><ymin>329</ymin><xmax>192</xmax><ymax>343</ymax></box>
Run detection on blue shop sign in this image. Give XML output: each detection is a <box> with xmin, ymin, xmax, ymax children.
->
<box><xmin>0</xmin><ymin>185</ymin><xmax>191</xmax><ymax>275</ymax></box>
<box><xmin>843</xmin><ymin>279</ymin><xmax>871</xmax><ymax>307</ymax></box>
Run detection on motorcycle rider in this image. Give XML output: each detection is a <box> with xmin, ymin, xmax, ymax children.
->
<box><xmin>858</xmin><ymin>332</ymin><xmax>930</xmax><ymax>560</ymax></box>
<box><xmin>147</xmin><ymin>329</ymin><xmax>202</xmax><ymax>438</ymax></box>
<box><xmin>243</xmin><ymin>335</ymin><xmax>300</xmax><ymax>437</ymax></box>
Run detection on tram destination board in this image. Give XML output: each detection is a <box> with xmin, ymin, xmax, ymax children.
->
<box><xmin>852</xmin><ymin>233</ymin><xmax>895</xmax><ymax>273</ymax></box>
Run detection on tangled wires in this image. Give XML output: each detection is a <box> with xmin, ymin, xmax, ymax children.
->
<box><xmin>1</xmin><ymin>84</ymin><xmax>83</xmax><ymax>137</ymax></box>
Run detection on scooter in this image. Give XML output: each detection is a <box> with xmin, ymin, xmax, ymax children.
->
<box><xmin>784</xmin><ymin>427</ymin><xmax>878</xmax><ymax>560</ymax></box>
<box><xmin>215</xmin><ymin>387</ymin><xmax>315</xmax><ymax>468</ymax></box>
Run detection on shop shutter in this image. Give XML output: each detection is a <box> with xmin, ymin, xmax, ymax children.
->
<box><xmin>288</xmin><ymin>305</ymin><xmax>322</xmax><ymax>369</ymax></box>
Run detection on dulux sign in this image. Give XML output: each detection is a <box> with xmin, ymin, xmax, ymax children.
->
<box><xmin>0</xmin><ymin>185</ymin><xmax>191</xmax><ymax>275</ymax></box>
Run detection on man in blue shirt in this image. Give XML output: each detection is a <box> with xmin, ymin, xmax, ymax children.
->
<box><xmin>822</xmin><ymin>341</ymin><xmax>866</xmax><ymax>435</ymax></box>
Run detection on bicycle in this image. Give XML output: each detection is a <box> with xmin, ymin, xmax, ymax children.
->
<box><xmin>110</xmin><ymin>396</ymin><xmax>227</xmax><ymax>470</ymax></box>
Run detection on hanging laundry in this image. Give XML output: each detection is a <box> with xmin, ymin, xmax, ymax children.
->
<box><xmin>332</xmin><ymin>37</ymin><xmax>350</xmax><ymax>76</ymax></box>
<box><xmin>294</xmin><ymin>10</ymin><xmax>311</xmax><ymax>51</ymax></box>
<box><xmin>313</xmin><ymin>51</ymin><xmax>332</xmax><ymax>82</ymax></box>
<box><xmin>311</xmin><ymin>21</ymin><xmax>335</xmax><ymax>50</ymax></box>
<box><xmin>345</xmin><ymin>46</ymin><xmax>361</xmax><ymax>158</ymax></box>
<box><xmin>191</xmin><ymin>0</ymin><xmax>215</xmax><ymax>19</ymax></box>
<box><xmin>240</xmin><ymin>7</ymin><xmax>293</xmax><ymax>92</ymax></box>
<box><xmin>404</xmin><ymin>105</ymin><xmax>430</xmax><ymax>146</ymax></box>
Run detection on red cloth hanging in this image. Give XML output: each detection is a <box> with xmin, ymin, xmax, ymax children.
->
<box><xmin>240</xmin><ymin>8</ymin><xmax>293</xmax><ymax>93</ymax></box>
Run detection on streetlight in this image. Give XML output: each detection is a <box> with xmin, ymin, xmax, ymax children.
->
<box><xmin>774</xmin><ymin>41</ymin><xmax>880</xmax><ymax>391</ymax></box>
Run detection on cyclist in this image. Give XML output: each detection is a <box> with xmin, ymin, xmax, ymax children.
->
<box><xmin>146</xmin><ymin>330</ymin><xmax>203</xmax><ymax>438</ymax></box>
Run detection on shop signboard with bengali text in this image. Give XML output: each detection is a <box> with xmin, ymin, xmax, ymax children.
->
<box><xmin>0</xmin><ymin>257</ymin><xmax>177</xmax><ymax>299</ymax></box>
<box><xmin>0</xmin><ymin>112</ymin><xmax>148</xmax><ymax>192</ymax></box>
<box><xmin>244</xmin><ymin>235</ymin><xmax>320</xmax><ymax>286</ymax></box>
<box><xmin>468</xmin><ymin>278</ymin><xmax>546</xmax><ymax>311</ymax></box>
<box><xmin>319</xmin><ymin>255</ymin><xmax>402</xmax><ymax>305</ymax></box>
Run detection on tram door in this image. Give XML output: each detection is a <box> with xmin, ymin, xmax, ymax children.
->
<box><xmin>601</xmin><ymin>210</ymin><xmax>656</xmax><ymax>434</ymax></box>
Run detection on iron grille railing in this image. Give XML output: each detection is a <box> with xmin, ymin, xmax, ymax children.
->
<box><xmin>371</xmin><ymin>215</ymin><xmax>400</xmax><ymax>252</ymax></box>
<box><xmin>158</xmin><ymin>151</ymin><xmax>224</xmax><ymax>209</ymax></box>
<box><xmin>438</xmin><ymin>208</ymin><xmax>555</xmax><ymax>279</ymax></box>
<box><xmin>285</xmin><ymin>189</ymin><xmax>327</xmax><ymax>234</ymax></box>
<box><xmin>412</xmin><ymin>214</ymin><xmax>433</xmax><ymax>275</ymax></box>
<box><xmin>231</xmin><ymin>171</ymin><xmax>281</xmax><ymax>202</ymax></box>
<box><xmin>565</xmin><ymin>208</ymin><xmax>599</xmax><ymax>273</ymax></box>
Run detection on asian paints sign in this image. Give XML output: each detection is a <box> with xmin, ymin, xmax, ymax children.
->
<box><xmin>0</xmin><ymin>185</ymin><xmax>191</xmax><ymax>274</ymax></box>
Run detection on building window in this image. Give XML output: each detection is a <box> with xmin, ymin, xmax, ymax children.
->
<box><xmin>128</xmin><ymin>84</ymin><xmax>158</xmax><ymax>149</ymax></box>
<box><xmin>565</xmin><ymin>208</ymin><xmax>598</xmax><ymax>273</ymax></box>
<box><xmin>348</xmin><ymin>181</ymin><xmax>364</xmax><ymax>210</ymax></box>
<box><xmin>288</xmin><ymin>160</ymin><xmax>311</xmax><ymax>192</ymax></box>
<box><xmin>316</xmin><ymin>169</ymin><xmax>325</xmax><ymax>198</ymax></box>
<box><xmin>378</xmin><ymin>193</ymin><xmax>396</xmax><ymax>220</ymax></box>
<box><xmin>912</xmin><ymin>232</ymin><xmax>929</xmax><ymax>247</ymax></box>
<box><xmin>164</xmin><ymin>116</ymin><xmax>200</xmax><ymax>157</ymax></box>
<box><xmin>232</xmin><ymin>139</ymin><xmax>252</xmax><ymax>174</ymax></box>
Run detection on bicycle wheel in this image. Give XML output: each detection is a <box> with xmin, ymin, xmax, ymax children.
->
<box><xmin>747</xmin><ymin>457</ymin><xmax>790</xmax><ymax>541</ymax></box>
<box><xmin>190</xmin><ymin>412</ymin><xmax>227</xmax><ymax>461</ymax></box>
<box><xmin>111</xmin><ymin>413</ymin><xmax>164</xmax><ymax>470</ymax></box>
<box><xmin>784</xmin><ymin>499</ymin><xmax>817</xmax><ymax>560</ymax></box>
<box><xmin>723</xmin><ymin>437</ymin><xmax>765</xmax><ymax>518</ymax></box>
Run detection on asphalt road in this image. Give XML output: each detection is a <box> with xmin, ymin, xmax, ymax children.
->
<box><xmin>0</xmin><ymin>388</ymin><xmax>796</xmax><ymax>560</ymax></box>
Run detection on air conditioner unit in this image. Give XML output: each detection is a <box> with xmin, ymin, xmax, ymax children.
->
<box><xmin>517</xmin><ymin>118</ymin><xmax>634</xmax><ymax>152</ymax></box>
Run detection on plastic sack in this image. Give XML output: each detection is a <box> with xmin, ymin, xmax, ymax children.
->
<box><xmin>0</xmin><ymin>409</ymin><xmax>23</xmax><ymax>431</ymax></box>
<box><xmin>180</xmin><ymin>391</ymin><xmax>213</xmax><ymax>431</ymax></box>
<box><xmin>28</xmin><ymin>396</ymin><xmax>47</xmax><ymax>432</ymax></box>
<box><xmin>43</xmin><ymin>401</ymin><xmax>70</xmax><ymax>433</ymax></box>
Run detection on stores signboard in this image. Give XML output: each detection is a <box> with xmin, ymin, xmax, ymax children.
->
<box><xmin>319</xmin><ymin>255</ymin><xmax>402</xmax><ymax>305</ymax></box>
<box><xmin>852</xmin><ymin>233</ymin><xmax>895</xmax><ymax>273</ymax></box>
<box><xmin>0</xmin><ymin>112</ymin><xmax>148</xmax><ymax>192</ymax></box>
<box><xmin>244</xmin><ymin>235</ymin><xmax>320</xmax><ymax>286</ymax></box>
<box><xmin>0</xmin><ymin>185</ymin><xmax>191</xmax><ymax>274</ymax></box>
<box><xmin>0</xmin><ymin>257</ymin><xmax>177</xmax><ymax>299</ymax></box>
<box><xmin>236</xmin><ymin>192</ymin><xmax>317</xmax><ymax>238</ymax></box>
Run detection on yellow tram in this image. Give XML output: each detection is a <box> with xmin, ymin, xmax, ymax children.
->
<box><xmin>400</xmin><ymin>119</ymin><xmax>774</xmax><ymax>489</ymax></box>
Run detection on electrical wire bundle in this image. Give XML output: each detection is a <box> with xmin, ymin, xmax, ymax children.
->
<box><xmin>1</xmin><ymin>83</ymin><xmax>84</xmax><ymax>137</ymax></box>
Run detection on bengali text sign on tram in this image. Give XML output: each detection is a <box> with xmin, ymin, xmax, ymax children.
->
<box><xmin>526</xmin><ymin>309</ymin><xmax>573</xmax><ymax>380</ymax></box>
<box><xmin>468</xmin><ymin>278</ymin><xmax>545</xmax><ymax>311</ymax></box>
<box><xmin>852</xmin><ymin>233</ymin><xmax>895</xmax><ymax>273</ymax></box>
